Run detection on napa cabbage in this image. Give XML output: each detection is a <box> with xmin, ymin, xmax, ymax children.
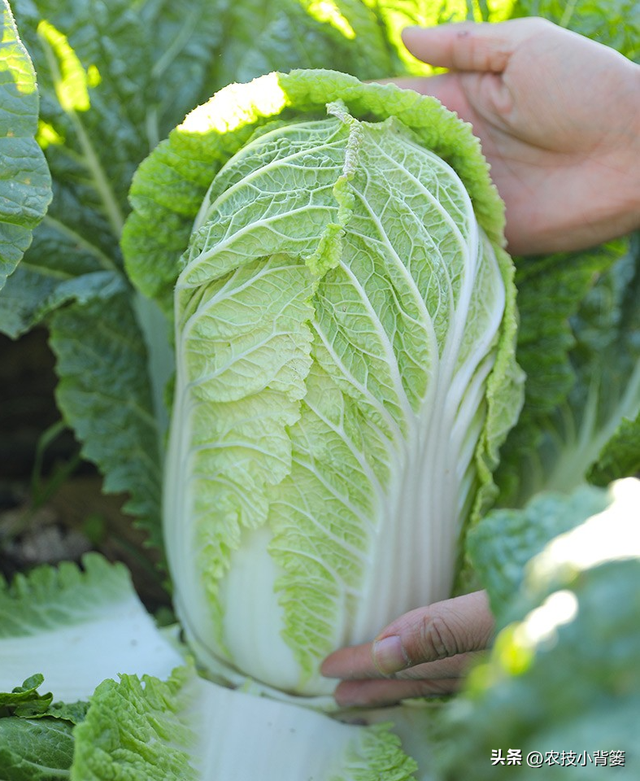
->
<box><xmin>122</xmin><ymin>70</ymin><xmax>524</xmax><ymax>697</ymax></box>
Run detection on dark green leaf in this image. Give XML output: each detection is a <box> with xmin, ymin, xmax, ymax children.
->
<box><xmin>440</xmin><ymin>480</ymin><xmax>640</xmax><ymax>780</ymax></box>
<box><xmin>0</xmin><ymin>0</ymin><xmax>51</xmax><ymax>294</ymax></box>
<box><xmin>467</xmin><ymin>485</ymin><xmax>609</xmax><ymax>620</ymax></box>
<box><xmin>495</xmin><ymin>239</ymin><xmax>638</xmax><ymax>505</ymax></box>
<box><xmin>49</xmin><ymin>292</ymin><xmax>163</xmax><ymax>548</ymax></box>
<box><xmin>0</xmin><ymin>718</ymin><xmax>75</xmax><ymax>781</ymax></box>
<box><xmin>590</xmin><ymin>411</ymin><xmax>640</xmax><ymax>485</ymax></box>
<box><xmin>0</xmin><ymin>675</ymin><xmax>52</xmax><ymax>719</ymax></box>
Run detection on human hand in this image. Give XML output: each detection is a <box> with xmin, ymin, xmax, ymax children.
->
<box><xmin>321</xmin><ymin>590</ymin><xmax>493</xmax><ymax>708</ymax></box>
<box><xmin>393</xmin><ymin>19</ymin><xmax>640</xmax><ymax>255</ymax></box>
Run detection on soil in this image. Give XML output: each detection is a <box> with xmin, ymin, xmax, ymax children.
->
<box><xmin>0</xmin><ymin>328</ymin><xmax>170</xmax><ymax>613</ymax></box>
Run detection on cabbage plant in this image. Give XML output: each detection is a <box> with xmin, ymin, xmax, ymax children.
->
<box><xmin>3</xmin><ymin>1</ymin><xmax>639</xmax><ymax>777</ymax></box>
<box><xmin>124</xmin><ymin>69</ymin><xmax>523</xmax><ymax>697</ymax></box>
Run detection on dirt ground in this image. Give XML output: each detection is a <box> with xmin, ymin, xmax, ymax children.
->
<box><xmin>0</xmin><ymin>328</ymin><xmax>169</xmax><ymax>612</ymax></box>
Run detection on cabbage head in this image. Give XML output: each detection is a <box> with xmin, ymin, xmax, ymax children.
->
<box><xmin>124</xmin><ymin>70</ymin><xmax>524</xmax><ymax>698</ymax></box>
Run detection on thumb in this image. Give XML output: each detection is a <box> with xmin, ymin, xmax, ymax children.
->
<box><xmin>371</xmin><ymin>591</ymin><xmax>494</xmax><ymax>675</ymax></box>
<box><xmin>401</xmin><ymin>17</ymin><xmax>551</xmax><ymax>73</ymax></box>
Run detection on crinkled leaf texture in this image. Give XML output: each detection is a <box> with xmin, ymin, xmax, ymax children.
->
<box><xmin>0</xmin><ymin>0</ymin><xmax>51</xmax><ymax>291</ymax></box>
<box><xmin>589</xmin><ymin>409</ymin><xmax>640</xmax><ymax>486</ymax></box>
<box><xmin>438</xmin><ymin>478</ymin><xmax>640</xmax><ymax>780</ymax></box>
<box><xmin>48</xmin><ymin>288</ymin><xmax>165</xmax><ymax>550</ymax></box>
<box><xmin>123</xmin><ymin>70</ymin><xmax>523</xmax><ymax>697</ymax></box>
<box><xmin>0</xmin><ymin>556</ymin><xmax>418</xmax><ymax>781</ymax></box>
<box><xmin>497</xmin><ymin>236</ymin><xmax>640</xmax><ymax>506</ymax></box>
<box><xmin>0</xmin><ymin>554</ymin><xmax>183</xmax><ymax>702</ymax></box>
<box><xmin>0</xmin><ymin>675</ymin><xmax>82</xmax><ymax>781</ymax></box>
<box><xmin>0</xmin><ymin>717</ymin><xmax>75</xmax><ymax>781</ymax></box>
<box><xmin>72</xmin><ymin>665</ymin><xmax>418</xmax><ymax>781</ymax></box>
<box><xmin>467</xmin><ymin>484</ymin><xmax>610</xmax><ymax>621</ymax></box>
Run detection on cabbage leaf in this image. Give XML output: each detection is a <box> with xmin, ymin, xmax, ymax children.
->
<box><xmin>0</xmin><ymin>0</ymin><xmax>51</xmax><ymax>292</ymax></box>
<box><xmin>497</xmin><ymin>237</ymin><xmax>640</xmax><ymax>505</ymax></box>
<box><xmin>0</xmin><ymin>554</ymin><xmax>183</xmax><ymax>702</ymax></box>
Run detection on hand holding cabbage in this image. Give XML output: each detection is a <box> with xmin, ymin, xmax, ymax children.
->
<box><xmin>322</xmin><ymin>590</ymin><xmax>493</xmax><ymax>706</ymax></box>
<box><xmin>394</xmin><ymin>18</ymin><xmax>640</xmax><ymax>255</ymax></box>
<box><xmin>322</xmin><ymin>19</ymin><xmax>640</xmax><ymax>706</ymax></box>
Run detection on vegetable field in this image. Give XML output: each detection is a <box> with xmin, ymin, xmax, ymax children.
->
<box><xmin>1</xmin><ymin>1</ymin><xmax>639</xmax><ymax>779</ymax></box>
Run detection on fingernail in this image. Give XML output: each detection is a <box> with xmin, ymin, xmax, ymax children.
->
<box><xmin>372</xmin><ymin>635</ymin><xmax>410</xmax><ymax>675</ymax></box>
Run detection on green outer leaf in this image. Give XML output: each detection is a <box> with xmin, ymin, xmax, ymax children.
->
<box><xmin>440</xmin><ymin>559</ymin><xmax>640</xmax><ymax>780</ymax></box>
<box><xmin>5</xmin><ymin>3</ymin><xmax>167</xmax><ymax>544</ymax></box>
<box><xmin>495</xmin><ymin>239</ymin><xmax>627</xmax><ymax>506</ymax></box>
<box><xmin>589</xmin><ymin>410</ymin><xmax>640</xmax><ymax>485</ymax></box>
<box><xmin>1</xmin><ymin>0</ymin><xmax>142</xmax><ymax>334</ymax></box>
<box><xmin>3</xmin><ymin>0</ymin><xmax>229</xmax><ymax>334</ymax></box>
<box><xmin>45</xmin><ymin>700</ymin><xmax>89</xmax><ymax>726</ymax></box>
<box><xmin>0</xmin><ymin>717</ymin><xmax>75</xmax><ymax>781</ymax></box>
<box><xmin>214</xmin><ymin>0</ymin><xmax>399</xmax><ymax>91</ymax></box>
<box><xmin>123</xmin><ymin>68</ymin><xmax>506</xmax><ymax>318</ymax></box>
<box><xmin>0</xmin><ymin>554</ymin><xmax>132</xmax><ymax>637</ymax></box>
<box><xmin>139</xmin><ymin>0</ymin><xmax>228</xmax><ymax>145</ymax></box>
<box><xmin>467</xmin><ymin>484</ymin><xmax>609</xmax><ymax>620</ymax></box>
<box><xmin>1</xmin><ymin>676</ymin><xmax>88</xmax><ymax>723</ymax></box>
<box><xmin>466</xmin><ymin>243</ymin><xmax>522</xmax><ymax>524</ymax></box>
<box><xmin>336</xmin><ymin>724</ymin><xmax>419</xmax><ymax>781</ymax></box>
<box><xmin>0</xmin><ymin>554</ymin><xmax>183</xmax><ymax>702</ymax></box>
<box><xmin>48</xmin><ymin>291</ymin><xmax>163</xmax><ymax>549</ymax></box>
<box><xmin>0</xmin><ymin>0</ymin><xmax>51</xmax><ymax>292</ymax></box>
<box><xmin>0</xmin><ymin>675</ymin><xmax>52</xmax><ymax>719</ymax></box>
<box><xmin>72</xmin><ymin>668</ymin><xmax>198</xmax><ymax>781</ymax></box>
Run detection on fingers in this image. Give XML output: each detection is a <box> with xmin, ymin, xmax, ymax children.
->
<box><xmin>321</xmin><ymin>640</ymin><xmax>383</xmax><ymax>680</ymax></box>
<box><xmin>331</xmin><ymin>651</ymin><xmax>486</xmax><ymax>707</ymax></box>
<box><xmin>322</xmin><ymin>644</ymin><xmax>484</xmax><ymax>681</ymax></box>
<box><xmin>401</xmin><ymin>17</ymin><xmax>552</xmax><ymax>73</ymax></box>
<box><xmin>393</xmin><ymin>650</ymin><xmax>486</xmax><ymax>680</ymax></box>
<box><xmin>321</xmin><ymin>590</ymin><xmax>493</xmax><ymax>678</ymax></box>
<box><xmin>372</xmin><ymin>590</ymin><xmax>494</xmax><ymax>674</ymax></box>
<box><xmin>334</xmin><ymin>675</ymin><xmax>463</xmax><ymax>708</ymax></box>
<box><xmin>322</xmin><ymin>592</ymin><xmax>494</xmax><ymax>707</ymax></box>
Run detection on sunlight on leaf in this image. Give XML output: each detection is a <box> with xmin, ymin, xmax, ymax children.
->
<box><xmin>87</xmin><ymin>63</ymin><xmax>101</xmax><ymax>88</ymax></box>
<box><xmin>531</xmin><ymin>478</ymin><xmax>640</xmax><ymax>578</ymax></box>
<box><xmin>485</xmin><ymin>0</ymin><xmax>517</xmax><ymax>21</ymax></box>
<box><xmin>37</xmin><ymin>19</ymin><xmax>90</xmax><ymax>112</ymax></box>
<box><xmin>36</xmin><ymin>118</ymin><xmax>64</xmax><ymax>148</ymax></box>
<box><xmin>513</xmin><ymin>589</ymin><xmax>578</xmax><ymax>648</ymax></box>
<box><xmin>495</xmin><ymin>624</ymin><xmax>534</xmax><ymax>676</ymax></box>
<box><xmin>0</xmin><ymin>23</ymin><xmax>36</xmax><ymax>95</ymax></box>
<box><xmin>306</xmin><ymin>1</ymin><xmax>356</xmax><ymax>39</ymax></box>
<box><xmin>180</xmin><ymin>72</ymin><xmax>287</xmax><ymax>135</ymax></box>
